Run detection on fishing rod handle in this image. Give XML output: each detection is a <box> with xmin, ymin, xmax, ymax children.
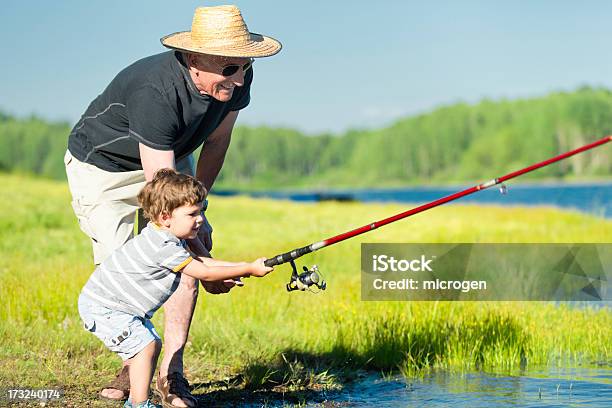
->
<box><xmin>265</xmin><ymin>244</ymin><xmax>313</xmax><ymax>267</ymax></box>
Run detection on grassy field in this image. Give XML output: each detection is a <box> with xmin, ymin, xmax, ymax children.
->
<box><xmin>0</xmin><ymin>173</ymin><xmax>610</xmax><ymax>406</ymax></box>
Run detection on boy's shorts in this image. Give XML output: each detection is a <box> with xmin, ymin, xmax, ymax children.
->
<box><xmin>78</xmin><ymin>293</ymin><xmax>160</xmax><ymax>361</ymax></box>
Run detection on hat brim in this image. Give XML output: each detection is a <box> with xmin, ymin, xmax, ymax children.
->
<box><xmin>161</xmin><ymin>31</ymin><xmax>282</xmax><ymax>58</ymax></box>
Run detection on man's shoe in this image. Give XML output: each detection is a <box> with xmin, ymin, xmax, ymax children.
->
<box><xmin>154</xmin><ymin>372</ymin><xmax>197</xmax><ymax>408</ymax></box>
<box><xmin>100</xmin><ymin>366</ymin><xmax>130</xmax><ymax>401</ymax></box>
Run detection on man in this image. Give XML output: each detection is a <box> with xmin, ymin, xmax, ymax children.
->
<box><xmin>65</xmin><ymin>5</ymin><xmax>281</xmax><ymax>407</ymax></box>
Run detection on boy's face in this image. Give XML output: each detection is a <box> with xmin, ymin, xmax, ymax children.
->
<box><xmin>162</xmin><ymin>203</ymin><xmax>204</xmax><ymax>240</ymax></box>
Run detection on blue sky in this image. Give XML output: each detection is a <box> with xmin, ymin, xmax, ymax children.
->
<box><xmin>2</xmin><ymin>1</ymin><xmax>612</xmax><ymax>134</ymax></box>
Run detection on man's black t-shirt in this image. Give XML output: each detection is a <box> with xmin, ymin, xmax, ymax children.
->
<box><xmin>68</xmin><ymin>51</ymin><xmax>252</xmax><ymax>172</ymax></box>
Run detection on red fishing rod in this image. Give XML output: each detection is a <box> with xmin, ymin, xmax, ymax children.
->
<box><xmin>264</xmin><ymin>136</ymin><xmax>611</xmax><ymax>291</ymax></box>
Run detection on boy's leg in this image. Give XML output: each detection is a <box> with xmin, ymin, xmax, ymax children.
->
<box><xmin>78</xmin><ymin>297</ymin><xmax>162</xmax><ymax>402</ymax></box>
<box><xmin>129</xmin><ymin>339</ymin><xmax>162</xmax><ymax>405</ymax></box>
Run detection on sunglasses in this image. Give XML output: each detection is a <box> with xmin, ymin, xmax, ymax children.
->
<box><xmin>215</xmin><ymin>58</ymin><xmax>254</xmax><ymax>77</ymax></box>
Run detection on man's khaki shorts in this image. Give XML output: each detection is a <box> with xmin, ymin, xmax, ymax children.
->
<box><xmin>64</xmin><ymin>150</ymin><xmax>194</xmax><ymax>265</ymax></box>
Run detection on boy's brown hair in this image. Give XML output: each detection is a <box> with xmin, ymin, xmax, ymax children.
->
<box><xmin>137</xmin><ymin>168</ymin><xmax>207</xmax><ymax>221</ymax></box>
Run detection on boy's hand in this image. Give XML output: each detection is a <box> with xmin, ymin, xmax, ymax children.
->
<box><xmin>250</xmin><ymin>258</ymin><xmax>274</xmax><ymax>277</ymax></box>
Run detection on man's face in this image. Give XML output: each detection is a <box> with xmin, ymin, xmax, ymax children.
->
<box><xmin>188</xmin><ymin>54</ymin><xmax>252</xmax><ymax>102</ymax></box>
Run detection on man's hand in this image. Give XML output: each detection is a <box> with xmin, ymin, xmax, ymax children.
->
<box><xmin>197</xmin><ymin>213</ymin><xmax>213</xmax><ymax>252</ymax></box>
<box><xmin>187</xmin><ymin>228</ymin><xmax>238</xmax><ymax>295</ymax></box>
<box><xmin>201</xmin><ymin>280</ymin><xmax>236</xmax><ymax>294</ymax></box>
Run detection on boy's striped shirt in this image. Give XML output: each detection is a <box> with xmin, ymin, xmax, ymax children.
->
<box><xmin>81</xmin><ymin>223</ymin><xmax>193</xmax><ymax>318</ymax></box>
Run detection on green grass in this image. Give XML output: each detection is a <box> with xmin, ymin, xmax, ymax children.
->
<box><xmin>0</xmin><ymin>173</ymin><xmax>610</xmax><ymax>405</ymax></box>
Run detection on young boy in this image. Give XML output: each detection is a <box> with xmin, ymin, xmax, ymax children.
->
<box><xmin>78</xmin><ymin>168</ymin><xmax>273</xmax><ymax>408</ymax></box>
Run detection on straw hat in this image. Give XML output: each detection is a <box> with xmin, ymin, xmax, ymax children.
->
<box><xmin>161</xmin><ymin>5</ymin><xmax>282</xmax><ymax>58</ymax></box>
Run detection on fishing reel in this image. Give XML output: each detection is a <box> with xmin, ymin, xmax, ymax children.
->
<box><xmin>286</xmin><ymin>260</ymin><xmax>327</xmax><ymax>292</ymax></box>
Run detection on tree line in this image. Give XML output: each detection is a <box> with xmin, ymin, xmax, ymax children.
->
<box><xmin>1</xmin><ymin>86</ymin><xmax>610</xmax><ymax>189</ymax></box>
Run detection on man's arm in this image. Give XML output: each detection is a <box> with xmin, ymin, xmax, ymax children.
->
<box><xmin>193</xmin><ymin>111</ymin><xmax>241</xmax><ymax>292</ymax></box>
<box><xmin>195</xmin><ymin>110</ymin><xmax>239</xmax><ymax>191</ymax></box>
<box><xmin>139</xmin><ymin>143</ymin><xmax>176</xmax><ymax>181</ymax></box>
<box><xmin>193</xmin><ymin>110</ymin><xmax>239</xmax><ymax>253</ymax></box>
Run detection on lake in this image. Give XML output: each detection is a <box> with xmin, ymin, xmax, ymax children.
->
<box><xmin>213</xmin><ymin>183</ymin><xmax>612</xmax><ymax>218</ymax></box>
<box><xmin>322</xmin><ymin>367</ymin><xmax>612</xmax><ymax>407</ymax></box>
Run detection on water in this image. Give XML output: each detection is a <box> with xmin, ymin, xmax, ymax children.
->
<box><xmin>319</xmin><ymin>368</ymin><xmax>612</xmax><ymax>407</ymax></box>
<box><xmin>213</xmin><ymin>183</ymin><xmax>612</xmax><ymax>218</ymax></box>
